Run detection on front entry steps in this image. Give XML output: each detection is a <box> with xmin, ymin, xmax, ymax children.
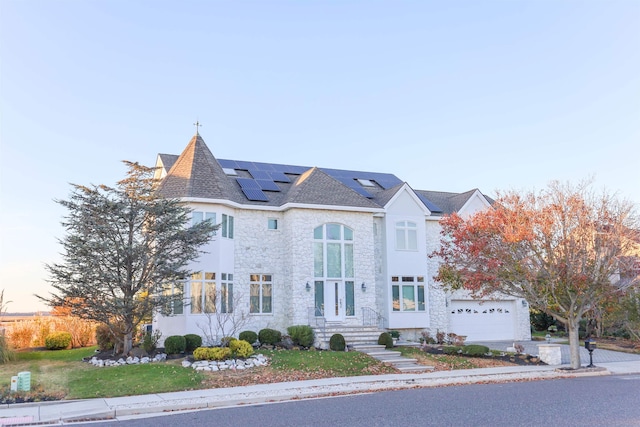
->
<box><xmin>352</xmin><ymin>344</ymin><xmax>434</xmax><ymax>373</ymax></box>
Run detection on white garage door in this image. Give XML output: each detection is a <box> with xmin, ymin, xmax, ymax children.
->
<box><xmin>449</xmin><ymin>300</ymin><xmax>516</xmax><ymax>341</ymax></box>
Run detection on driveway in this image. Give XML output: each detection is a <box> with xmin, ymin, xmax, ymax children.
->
<box><xmin>468</xmin><ymin>340</ymin><xmax>640</xmax><ymax>365</ymax></box>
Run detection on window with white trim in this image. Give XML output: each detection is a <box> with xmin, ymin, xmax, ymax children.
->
<box><xmin>163</xmin><ymin>282</ymin><xmax>184</xmax><ymax>315</ymax></box>
<box><xmin>395</xmin><ymin>221</ymin><xmax>417</xmax><ymax>251</ymax></box>
<box><xmin>222</xmin><ymin>214</ymin><xmax>234</xmax><ymax>238</ymax></box>
<box><xmin>192</xmin><ymin>212</ymin><xmax>217</xmax><ymax>235</ymax></box>
<box><xmin>220</xmin><ymin>273</ymin><xmax>233</xmax><ymax>313</ymax></box>
<box><xmin>250</xmin><ymin>274</ymin><xmax>272</xmax><ymax>314</ymax></box>
<box><xmin>391</xmin><ymin>276</ymin><xmax>425</xmax><ymax>312</ymax></box>
<box><xmin>190</xmin><ymin>272</ymin><xmax>216</xmax><ymax>314</ymax></box>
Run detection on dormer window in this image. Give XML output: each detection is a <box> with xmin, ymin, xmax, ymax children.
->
<box><xmin>223</xmin><ymin>168</ymin><xmax>238</xmax><ymax>176</ymax></box>
<box><xmin>357</xmin><ymin>179</ymin><xmax>376</xmax><ymax>187</ymax></box>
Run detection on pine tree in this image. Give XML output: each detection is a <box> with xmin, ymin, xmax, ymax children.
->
<box><xmin>42</xmin><ymin>162</ymin><xmax>216</xmax><ymax>355</ymax></box>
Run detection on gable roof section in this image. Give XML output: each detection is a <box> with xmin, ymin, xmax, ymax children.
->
<box><xmin>285</xmin><ymin>167</ymin><xmax>381</xmax><ymax>209</ymax></box>
<box><xmin>156</xmin><ymin>134</ymin><xmax>241</xmax><ymax>200</ymax></box>
<box><xmin>415</xmin><ymin>189</ymin><xmax>491</xmax><ymax>215</ymax></box>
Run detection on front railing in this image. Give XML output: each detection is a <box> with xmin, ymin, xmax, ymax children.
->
<box><xmin>362</xmin><ymin>306</ymin><xmax>386</xmax><ymax>329</ymax></box>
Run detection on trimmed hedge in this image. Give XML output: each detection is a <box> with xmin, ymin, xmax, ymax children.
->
<box><xmin>184</xmin><ymin>334</ymin><xmax>202</xmax><ymax>352</ymax></box>
<box><xmin>193</xmin><ymin>347</ymin><xmax>231</xmax><ymax>361</ymax></box>
<box><xmin>258</xmin><ymin>328</ymin><xmax>282</xmax><ymax>346</ymax></box>
<box><xmin>329</xmin><ymin>333</ymin><xmax>346</xmax><ymax>351</ymax></box>
<box><xmin>443</xmin><ymin>346</ymin><xmax>462</xmax><ymax>355</ymax></box>
<box><xmin>230</xmin><ymin>339</ymin><xmax>254</xmax><ymax>358</ymax></box>
<box><xmin>239</xmin><ymin>330</ymin><xmax>258</xmax><ymax>345</ymax></box>
<box><xmin>45</xmin><ymin>331</ymin><xmax>72</xmax><ymax>350</ymax></box>
<box><xmin>164</xmin><ymin>335</ymin><xmax>186</xmax><ymax>355</ymax></box>
<box><xmin>287</xmin><ymin>325</ymin><xmax>315</xmax><ymax>348</ymax></box>
<box><xmin>462</xmin><ymin>344</ymin><xmax>490</xmax><ymax>356</ymax></box>
<box><xmin>378</xmin><ymin>332</ymin><xmax>393</xmax><ymax>349</ymax></box>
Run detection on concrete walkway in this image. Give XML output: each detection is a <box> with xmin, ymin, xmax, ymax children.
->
<box><xmin>1</xmin><ymin>344</ymin><xmax>639</xmax><ymax>426</ymax></box>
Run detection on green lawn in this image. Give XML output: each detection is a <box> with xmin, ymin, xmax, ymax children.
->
<box><xmin>1</xmin><ymin>346</ymin><xmax>396</xmax><ymax>400</ymax></box>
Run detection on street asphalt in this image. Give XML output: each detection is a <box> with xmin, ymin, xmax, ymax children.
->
<box><xmin>1</xmin><ymin>340</ymin><xmax>639</xmax><ymax>426</ymax></box>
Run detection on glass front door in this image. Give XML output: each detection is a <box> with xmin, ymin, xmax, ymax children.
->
<box><xmin>325</xmin><ymin>281</ymin><xmax>345</xmax><ymax>322</ymax></box>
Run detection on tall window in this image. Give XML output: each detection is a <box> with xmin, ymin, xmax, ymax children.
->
<box><xmin>220</xmin><ymin>273</ymin><xmax>233</xmax><ymax>313</ymax></box>
<box><xmin>314</xmin><ymin>224</ymin><xmax>354</xmax><ymax>279</ymax></box>
<box><xmin>222</xmin><ymin>214</ymin><xmax>234</xmax><ymax>238</ymax></box>
<box><xmin>396</xmin><ymin>221</ymin><xmax>418</xmax><ymax>251</ymax></box>
<box><xmin>391</xmin><ymin>276</ymin><xmax>425</xmax><ymax>312</ymax></box>
<box><xmin>190</xmin><ymin>272</ymin><xmax>216</xmax><ymax>314</ymax></box>
<box><xmin>163</xmin><ymin>282</ymin><xmax>184</xmax><ymax>315</ymax></box>
<box><xmin>250</xmin><ymin>274</ymin><xmax>272</xmax><ymax>314</ymax></box>
<box><xmin>313</xmin><ymin>224</ymin><xmax>355</xmax><ymax>317</ymax></box>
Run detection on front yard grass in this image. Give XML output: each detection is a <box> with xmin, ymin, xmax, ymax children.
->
<box><xmin>0</xmin><ymin>347</ymin><xmax>397</xmax><ymax>401</ymax></box>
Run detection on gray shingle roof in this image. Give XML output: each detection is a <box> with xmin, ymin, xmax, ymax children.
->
<box><xmin>157</xmin><ymin>134</ymin><xmax>488</xmax><ymax>214</ymax></box>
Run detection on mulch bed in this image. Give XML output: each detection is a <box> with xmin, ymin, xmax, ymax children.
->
<box><xmin>422</xmin><ymin>345</ymin><xmax>547</xmax><ymax>366</ymax></box>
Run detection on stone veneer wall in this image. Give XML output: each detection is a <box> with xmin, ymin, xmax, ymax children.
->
<box><xmin>425</xmin><ymin>219</ymin><xmax>448</xmax><ymax>336</ymax></box>
<box><xmin>234</xmin><ymin>207</ymin><xmax>377</xmax><ymax>335</ymax></box>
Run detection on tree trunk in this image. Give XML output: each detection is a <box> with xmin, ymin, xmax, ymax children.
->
<box><xmin>567</xmin><ymin>317</ymin><xmax>582</xmax><ymax>369</ymax></box>
<box><xmin>121</xmin><ymin>332</ymin><xmax>133</xmax><ymax>356</ymax></box>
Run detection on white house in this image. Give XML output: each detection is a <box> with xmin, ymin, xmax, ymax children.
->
<box><xmin>152</xmin><ymin>132</ymin><xmax>531</xmax><ymax>346</ymax></box>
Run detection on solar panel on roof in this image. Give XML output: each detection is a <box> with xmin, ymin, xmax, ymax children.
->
<box><xmin>218</xmin><ymin>159</ymin><xmax>238</xmax><ymax>168</ymax></box>
<box><xmin>256</xmin><ymin>179</ymin><xmax>280</xmax><ymax>191</ymax></box>
<box><xmin>235</xmin><ymin>161</ymin><xmax>255</xmax><ymax>170</ymax></box>
<box><xmin>249</xmin><ymin>170</ymin><xmax>271</xmax><ymax>180</ymax></box>
<box><xmin>252</xmin><ymin>162</ymin><xmax>276</xmax><ymax>172</ymax></box>
<box><xmin>268</xmin><ymin>171</ymin><xmax>291</xmax><ymax>183</ymax></box>
<box><xmin>417</xmin><ymin>194</ymin><xmax>443</xmax><ymax>213</ymax></box>
<box><xmin>236</xmin><ymin>177</ymin><xmax>261</xmax><ymax>190</ymax></box>
<box><xmin>241</xmin><ymin>187</ymin><xmax>269</xmax><ymax>201</ymax></box>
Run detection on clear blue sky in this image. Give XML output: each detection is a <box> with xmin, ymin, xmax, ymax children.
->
<box><xmin>1</xmin><ymin>1</ymin><xmax>638</xmax><ymax>312</ymax></box>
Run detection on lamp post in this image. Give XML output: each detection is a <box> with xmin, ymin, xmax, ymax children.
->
<box><xmin>584</xmin><ymin>338</ymin><xmax>597</xmax><ymax>368</ymax></box>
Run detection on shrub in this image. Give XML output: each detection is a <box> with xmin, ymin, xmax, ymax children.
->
<box><xmin>164</xmin><ymin>335</ymin><xmax>186</xmax><ymax>355</ymax></box>
<box><xmin>462</xmin><ymin>344</ymin><xmax>490</xmax><ymax>356</ymax></box>
<box><xmin>239</xmin><ymin>330</ymin><xmax>258</xmax><ymax>345</ymax></box>
<box><xmin>141</xmin><ymin>330</ymin><xmax>162</xmax><ymax>353</ymax></box>
<box><xmin>95</xmin><ymin>324</ymin><xmax>115</xmax><ymax>351</ymax></box>
<box><xmin>435</xmin><ymin>330</ymin><xmax>446</xmax><ymax>344</ymax></box>
<box><xmin>33</xmin><ymin>316</ymin><xmax>53</xmax><ymax>347</ymax></box>
<box><xmin>0</xmin><ymin>335</ymin><xmax>15</xmax><ymax>363</ymax></box>
<box><xmin>378</xmin><ymin>332</ymin><xmax>393</xmax><ymax>349</ymax></box>
<box><xmin>220</xmin><ymin>336</ymin><xmax>236</xmax><ymax>347</ymax></box>
<box><xmin>443</xmin><ymin>346</ymin><xmax>462</xmax><ymax>355</ymax></box>
<box><xmin>193</xmin><ymin>346</ymin><xmax>232</xmax><ymax>361</ymax></box>
<box><xmin>389</xmin><ymin>330</ymin><xmax>400</xmax><ymax>339</ymax></box>
<box><xmin>45</xmin><ymin>331</ymin><xmax>72</xmax><ymax>350</ymax></box>
<box><xmin>184</xmin><ymin>334</ymin><xmax>202</xmax><ymax>352</ymax></box>
<box><xmin>287</xmin><ymin>325</ymin><xmax>315</xmax><ymax>348</ymax></box>
<box><xmin>421</xmin><ymin>330</ymin><xmax>436</xmax><ymax>345</ymax></box>
<box><xmin>9</xmin><ymin>321</ymin><xmax>35</xmax><ymax>349</ymax></box>
<box><xmin>230</xmin><ymin>339</ymin><xmax>254</xmax><ymax>358</ymax></box>
<box><xmin>258</xmin><ymin>328</ymin><xmax>282</xmax><ymax>346</ymax></box>
<box><xmin>329</xmin><ymin>333</ymin><xmax>346</xmax><ymax>351</ymax></box>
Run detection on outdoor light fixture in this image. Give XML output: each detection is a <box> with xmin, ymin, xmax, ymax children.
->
<box><xmin>305</xmin><ymin>282</ymin><xmax>311</xmax><ymax>291</ymax></box>
<box><xmin>361</xmin><ymin>282</ymin><xmax>366</xmax><ymax>291</ymax></box>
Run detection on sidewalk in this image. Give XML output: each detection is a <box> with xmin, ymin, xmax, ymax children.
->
<box><xmin>1</xmin><ymin>349</ymin><xmax>639</xmax><ymax>426</ymax></box>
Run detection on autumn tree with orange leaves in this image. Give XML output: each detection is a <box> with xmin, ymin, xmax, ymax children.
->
<box><xmin>433</xmin><ymin>181</ymin><xmax>639</xmax><ymax>369</ymax></box>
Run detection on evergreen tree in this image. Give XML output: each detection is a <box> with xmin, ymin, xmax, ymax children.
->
<box><xmin>42</xmin><ymin>162</ymin><xmax>216</xmax><ymax>355</ymax></box>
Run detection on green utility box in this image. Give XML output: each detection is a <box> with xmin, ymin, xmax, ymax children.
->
<box><xmin>17</xmin><ymin>371</ymin><xmax>30</xmax><ymax>391</ymax></box>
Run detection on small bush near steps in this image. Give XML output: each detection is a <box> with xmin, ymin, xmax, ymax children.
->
<box><xmin>329</xmin><ymin>333</ymin><xmax>346</xmax><ymax>351</ymax></box>
<box><xmin>378</xmin><ymin>332</ymin><xmax>393</xmax><ymax>349</ymax></box>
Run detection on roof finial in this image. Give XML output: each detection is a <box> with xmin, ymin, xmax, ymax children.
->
<box><xmin>193</xmin><ymin>120</ymin><xmax>202</xmax><ymax>135</ymax></box>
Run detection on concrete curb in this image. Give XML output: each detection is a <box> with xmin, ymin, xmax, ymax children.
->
<box><xmin>0</xmin><ymin>366</ymin><xmax>614</xmax><ymax>426</ymax></box>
